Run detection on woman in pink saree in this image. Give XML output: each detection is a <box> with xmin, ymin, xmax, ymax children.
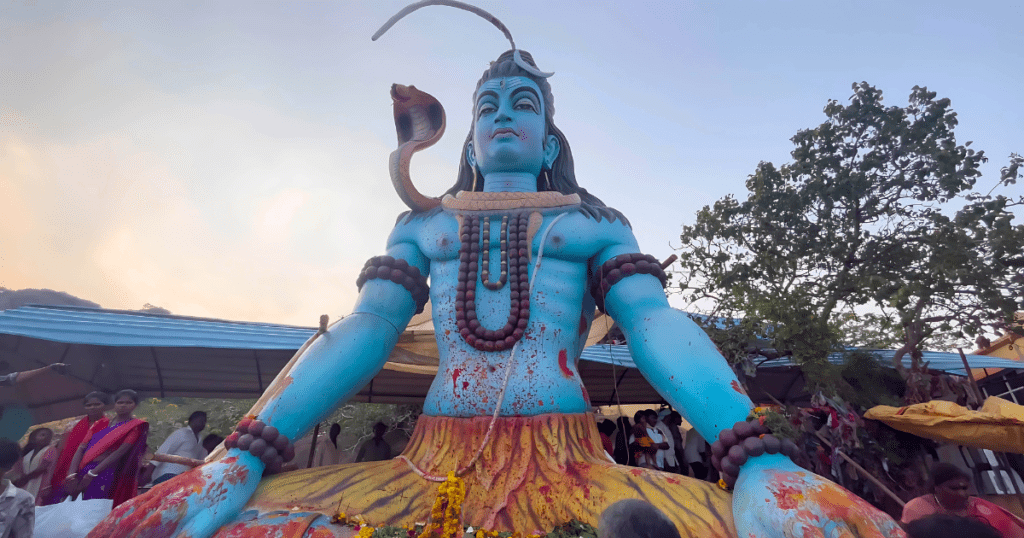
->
<box><xmin>66</xmin><ymin>390</ymin><xmax>149</xmax><ymax>507</ymax></box>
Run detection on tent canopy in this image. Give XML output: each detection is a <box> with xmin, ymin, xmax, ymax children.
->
<box><xmin>864</xmin><ymin>397</ymin><xmax>1024</xmax><ymax>454</ymax></box>
<box><xmin>2</xmin><ymin>305</ymin><xmax>1023</xmax><ymax>423</ymax></box>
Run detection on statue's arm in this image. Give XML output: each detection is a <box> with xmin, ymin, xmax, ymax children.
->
<box><xmin>595</xmin><ymin>232</ymin><xmax>752</xmax><ymax>445</ymax></box>
<box><xmin>257</xmin><ymin>229</ymin><xmax>428</xmax><ymax>442</ymax></box>
<box><xmin>599</xmin><ymin>228</ymin><xmax>904</xmax><ymax>537</ymax></box>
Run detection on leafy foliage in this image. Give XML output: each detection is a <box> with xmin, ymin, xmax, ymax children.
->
<box><xmin>676</xmin><ymin>82</ymin><xmax>1024</xmax><ymax>395</ymax></box>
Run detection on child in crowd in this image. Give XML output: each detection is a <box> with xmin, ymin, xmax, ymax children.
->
<box><xmin>0</xmin><ymin>438</ymin><xmax>35</xmax><ymax>538</ymax></box>
<box><xmin>629</xmin><ymin>422</ymin><xmax>656</xmax><ymax>469</ymax></box>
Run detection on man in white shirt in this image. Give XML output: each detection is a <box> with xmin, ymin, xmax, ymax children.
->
<box><xmin>642</xmin><ymin>409</ymin><xmax>670</xmax><ymax>471</ymax></box>
<box><xmin>653</xmin><ymin>410</ymin><xmax>680</xmax><ymax>473</ymax></box>
<box><xmin>151</xmin><ymin>411</ymin><xmax>208</xmax><ymax>484</ymax></box>
<box><xmin>683</xmin><ymin>427</ymin><xmax>708</xmax><ymax>480</ymax></box>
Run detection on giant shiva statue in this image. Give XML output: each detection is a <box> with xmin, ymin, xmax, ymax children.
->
<box><xmin>87</xmin><ymin>4</ymin><xmax>904</xmax><ymax>538</ymax></box>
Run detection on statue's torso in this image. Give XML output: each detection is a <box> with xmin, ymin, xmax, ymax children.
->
<box><xmin>392</xmin><ymin>198</ymin><xmax>635</xmax><ymax>417</ymax></box>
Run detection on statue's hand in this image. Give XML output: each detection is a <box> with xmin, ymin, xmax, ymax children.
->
<box><xmin>87</xmin><ymin>452</ymin><xmax>263</xmax><ymax>538</ymax></box>
<box><xmin>732</xmin><ymin>454</ymin><xmax>905</xmax><ymax>538</ymax></box>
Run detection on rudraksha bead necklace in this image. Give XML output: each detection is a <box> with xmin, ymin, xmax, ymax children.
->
<box><xmin>456</xmin><ymin>212</ymin><xmax>530</xmax><ymax>352</ymax></box>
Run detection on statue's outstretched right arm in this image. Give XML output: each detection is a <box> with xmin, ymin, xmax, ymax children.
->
<box><xmin>87</xmin><ymin>220</ymin><xmax>430</xmax><ymax>538</ymax></box>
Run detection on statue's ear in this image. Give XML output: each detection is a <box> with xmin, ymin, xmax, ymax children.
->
<box><xmin>543</xmin><ymin>134</ymin><xmax>560</xmax><ymax>170</ymax></box>
<box><xmin>466</xmin><ymin>141</ymin><xmax>477</xmax><ymax>170</ymax></box>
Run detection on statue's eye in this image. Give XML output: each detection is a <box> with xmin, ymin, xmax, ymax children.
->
<box><xmin>514</xmin><ymin>98</ymin><xmax>537</xmax><ymax>113</ymax></box>
<box><xmin>477</xmin><ymin>103</ymin><xmax>497</xmax><ymax>118</ymax></box>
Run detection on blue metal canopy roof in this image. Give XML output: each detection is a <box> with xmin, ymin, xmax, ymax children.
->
<box><xmin>0</xmin><ymin>304</ymin><xmax>317</xmax><ymax>349</ymax></box>
<box><xmin>579</xmin><ymin>345</ymin><xmax>1024</xmax><ymax>374</ymax></box>
<box><xmin>2</xmin><ymin>305</ymin><xmax>1022</xmax><ymax>422</ymax></box>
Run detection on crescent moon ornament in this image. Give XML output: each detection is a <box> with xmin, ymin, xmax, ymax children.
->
<box><xmin>389</xmin><ymin>84</ymin><xmax>445</xmax><ymax>212</ymax></box>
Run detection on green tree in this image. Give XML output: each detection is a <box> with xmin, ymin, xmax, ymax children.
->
<box><xmin>676</xmin><ymin>82</ymin><xmax>1024</xmax><ymax>398</ymax></box>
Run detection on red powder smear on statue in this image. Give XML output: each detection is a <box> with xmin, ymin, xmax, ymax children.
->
<box><xmin>225</xmin><ymin>466</ymin><xmax>250</xmax><ymax>486</ymax></box>
<box><xmin>539</xmin><ymin>485</ymin><xmax>551</xmax><ymax>495</ymax></box>
<box><xmin>772</xmin><ymin>482</ymin><xmax>805</xmax><ymax>510</ymax></box>
<box><xmin>731</xmin><ymin>380</ymin><xmax>744</xmax><ymax>394</ymax></box>
<box><xmin>452</xmin><ymin>368</ymin><xmax>462</xmax><ymax>396</ymax></box>
<box><xmin>462</xmin><ymin>381</ymin><xmax>469</xmax><ymax>390</ymax></box>
<box><xmin>630</xmin><ymin>468</ymin><xmax>644</xmax><ymax>476</ymax></box>
<box><xmin>578</xmin><ymin>314</ymin><xmax>587</xmax><ymax>335</ymax></box>
<box><xmin>580</xmin><ymin>384</ymin><xmax>590</xmax><ymax>404</ymax></box>
<box><xmin>558</xmin><ymin>349</ymin><xmax>573</xmax><ymax>378</ymax></box>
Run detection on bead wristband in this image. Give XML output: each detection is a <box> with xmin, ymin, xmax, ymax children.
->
<box><xmin>356</xmin><ymin>256</ymin><xmax>430</xmax><ymax>314</ymax></box>
<box><xmin>709</xmin><ymin>420</ymin><xmax>800</xmax><ymax>489</ymax></box>
<box><xmin>590</xmin><ymin>253</ymin><xmax>668</xmax><ymax>312</ymax></box>
<box><xmin>224</xmin><ymin>418</ymin><xmax>296</xmax><ymax>474</ymax></box>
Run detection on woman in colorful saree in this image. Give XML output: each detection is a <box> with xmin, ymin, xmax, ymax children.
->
<box><xmin>901</xmin><ymin>463</ymin><xmax>1024</xmax><ymax>538</ymax></box>
<box><xmin>44</xmin><ymin>391</ymin><xmax>111</xmax><ymax>505</ymax></box>
<box><xmin>66</xmin><ymin>389</ymin><xmax>149</xmax><ymax>507</ymax></box>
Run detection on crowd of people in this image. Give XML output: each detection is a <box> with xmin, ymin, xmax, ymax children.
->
<box><xmin>2</xmin><ymin>391</ymin><xmax>1023</xmax><ymax>538</ymax></box>
<box><xmin>1</xmin><ymin>389</ymin><xmax>150</xmax><ymax>538</ymax></box>
<box><xmin>597</xmin><ymin>409</ymin><xmax>714</xmax><ymax>482</ymax></box>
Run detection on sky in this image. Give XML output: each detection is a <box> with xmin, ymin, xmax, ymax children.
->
<box><xmin>1</xmin><ymin>1</ymin><xmax>1021</xmax><ymax>327</ymax></box>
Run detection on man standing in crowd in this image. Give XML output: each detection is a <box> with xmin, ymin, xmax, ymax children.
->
<box><xmin>664</xmin><ymin>412</ymin><xmax>686</xmax><ymax>475</ymax></box>
<box><xmin>150</xmin><ymin>411</ymin><xmax>207</xmax><ymax>484</ymax></box>
<box><xmin>355</xmin><ymin>422</ymin><xmax>392</xmax><ymax>463</ymax></box>
<box><xmin>641</xmin><ymin>410</ymin><xmax>669</xmax><ymax>471</ymax></box>
<box><xmin>683</xmin><ymin>426</ymin><xmax>708</xmax><ymax>480</ymax></box>
<box><xmin>0</xmin><ymin>438</ymin><xmax>34</xmax><ymax>538</ymax></box>
<box><xmin>653</xmin><ymin>410</ymin><xmax>679</xmax><ymax>473</ymax></box>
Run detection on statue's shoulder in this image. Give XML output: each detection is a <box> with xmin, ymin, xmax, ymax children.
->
<box><xmin>553</xmin><ymin>204</ymin><xmax>633</xmax><ymax>242</ymax></box>
<box><xmin>388</xmin><ymin>206</ymin><xmax>451</xmax><ymax>244</ymax></box>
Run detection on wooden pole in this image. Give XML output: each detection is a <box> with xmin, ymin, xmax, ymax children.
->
<box><xmin>958</xmin><ymin>347</ymin><xmax>985</xmax><ymax>407</ymax></box>
<box><xmin>151</xmin><ymin>453</ymin><xmax>204</xmax><ymax>468</ymax></box>
<box><xmin>814</xmin><ymin>432</ymin><xmax>906</xmax><ymax>508</ymax></box>
<box><xmin>306</xmin><ymin>421</ymin><xmax>322</xmax><ymax>468</ymax></box>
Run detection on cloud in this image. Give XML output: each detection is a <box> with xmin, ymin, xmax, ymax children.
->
<box><xmin>0</xmin><ymin>13</ymin><xmax>432</xmax><ymax>326</ymax></box>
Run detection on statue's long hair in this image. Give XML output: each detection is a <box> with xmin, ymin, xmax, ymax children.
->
<box><xmin>445</xmin><ymin>50</ymin><xmax>627</xmax><ymax>225</ymax></box>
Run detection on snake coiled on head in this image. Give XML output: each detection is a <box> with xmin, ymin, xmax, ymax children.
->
<box><xmin>389</xmin><ymin>83</ymin><xmax>445</xmax><ymax>212</ymax></box>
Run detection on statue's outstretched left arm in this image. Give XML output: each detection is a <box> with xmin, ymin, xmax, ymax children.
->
<box><xmin>598</xmin><ymin>234</ymin><xmax>903</xmax><ymax>538</ymax></box>
<box><xmin>87</xmin><ymin>222</ymin><xmax>429</xmax><ymax>538</ymax></box>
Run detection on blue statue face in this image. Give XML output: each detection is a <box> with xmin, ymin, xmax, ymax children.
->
<box><xmin>468</xmin><ymin>76</ymin><xmax>559</xmax><ymax>179</ymax></box>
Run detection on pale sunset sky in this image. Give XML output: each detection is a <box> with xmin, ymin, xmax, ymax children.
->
<box><xmin>1</xmin><ymin>1</ymin><xmax>1021</xmax><ymax>326</ymax></box>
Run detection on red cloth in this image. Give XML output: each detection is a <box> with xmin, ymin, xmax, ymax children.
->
<box><xmin>47</xmin><ymin>415</ymin><xmax>109</xmax><ymax>501</ymax></box>
<box><xmin>600</xmin><ymin>432</ymin><xmax>614</xmax><ymax>456</ymax></box>
<box><xmin>902</xmin><ymin>495</ymin><xmax>1024</xmax><ymax>538</ymax></box>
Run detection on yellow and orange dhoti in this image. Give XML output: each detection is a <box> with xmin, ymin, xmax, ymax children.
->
<box><xmin>216</xmin><ymin>414</ymin><xmax>736</xmax><ymax>537</ymax></box>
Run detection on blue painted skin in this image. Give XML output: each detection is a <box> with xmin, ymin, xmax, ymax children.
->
<box><xmin>115</xmin><ymin>76</ymin><xmax>901</xmax><ymax>538</ymax></box>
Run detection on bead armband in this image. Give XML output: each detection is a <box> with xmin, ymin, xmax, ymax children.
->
<box><xmin>356</xmin><ymin>256</ymin><xmax>430</xmax><ymax>314</ymax></box>
<box><xmin>590</xmin><ymin>253</ymin><xmax>668</xmax><ymax>312</ymax></box>
<box><xmin>224</xmin><ymin>418</ymin><xmax>296</xmax><ymax>474</ymax></box>
<box><xmin>709</xmin><ymin>420</ymin><xmax>800</xmax><ymax>489</ymax></box>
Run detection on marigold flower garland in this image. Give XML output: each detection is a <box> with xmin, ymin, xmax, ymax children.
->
<box><xmin>418</xmin><ymin>471</ymin><xmax>466</xmax><ymax>538</ymax></box>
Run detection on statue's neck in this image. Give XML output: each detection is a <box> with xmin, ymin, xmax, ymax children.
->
<box><xmin>482</xmin><ymin>173</ymin><xmax>538</xmax><ymax>193</ymax></box>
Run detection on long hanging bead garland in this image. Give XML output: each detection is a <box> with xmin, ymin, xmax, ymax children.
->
<box><xmin>480</xmin><ymin>215</ymin><xmax>508</xmax><ymax>290</ymax></box>
<box><xmin>456</xmin><ymin>212</ymin><xmax>530</xmax><ymax>352</ymax></box>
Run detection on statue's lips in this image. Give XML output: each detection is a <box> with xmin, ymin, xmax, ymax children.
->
<box><xmin>491</xmin><ymin>128</ymin><xmax>519</xmax><ymax>139</ymax></box>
